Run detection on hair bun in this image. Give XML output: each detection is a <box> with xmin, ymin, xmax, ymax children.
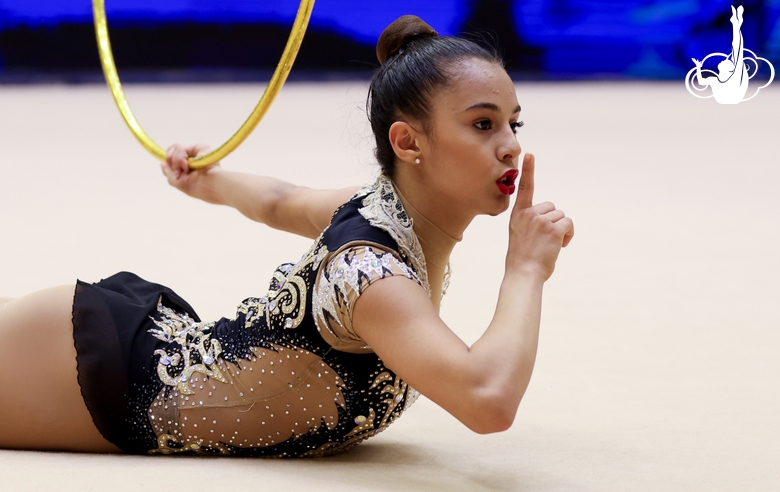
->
<box><xmin>376</xmin><ymin>15</ymin><xmax>438</xmax><ymax>64</ymax></box>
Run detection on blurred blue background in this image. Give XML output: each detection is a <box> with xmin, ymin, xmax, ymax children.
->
<box><xmin>1</xmin><ymin>0</ymin><xmax>779</xmax><ymax>80</ymax></box>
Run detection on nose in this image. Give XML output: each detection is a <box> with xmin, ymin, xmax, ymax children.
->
<box><xmin>499</xmin><ymin>127</ymin><xmax>522</xmax><ymax>163</ymax></box>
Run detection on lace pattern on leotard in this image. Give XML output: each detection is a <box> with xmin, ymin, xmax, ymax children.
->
<box><xmin>312</xmin><ymin>244</ymin><xmax>421</xmax><ymax>352</ymax></box>
<box><xmin>357</xmin><ymin>174</ymin><xmax>431</xmax><ymax>297</ymax></box>
<box><xmin>148</xmin><ymin>301</ymin><xmax>225</xmax><ymax>394</ymax></box>
<box><xmin>143</xmin><ymin>176</ymin><xmax>427</xmax><ymax>456</ymax></box>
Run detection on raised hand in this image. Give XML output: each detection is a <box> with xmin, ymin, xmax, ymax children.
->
<box><xmin>505</xmin><ymin>153</ymin><xmax>574</xmax><ymax>281</ymax></box>
<box><xmin>692</xmin><ymin>58</ymin><xmax>703</xmax><ymax>68</ymax></box>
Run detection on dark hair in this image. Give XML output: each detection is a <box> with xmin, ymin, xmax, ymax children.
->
<box><xmin>367</xmin><ymin>15</ymin><xmax>504</xmax><ymax>177</ymax></box>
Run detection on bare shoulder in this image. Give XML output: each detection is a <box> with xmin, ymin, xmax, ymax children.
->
<box><xmin>270</xmin><ymin>185</ymin><xmax>361</xmax><ymax>239</ymax></box>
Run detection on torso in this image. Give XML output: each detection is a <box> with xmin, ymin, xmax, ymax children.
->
<box><xmin>144</xmin><ymin>175</ymin><xmax>433</xmax><ymax>457</ymax></box>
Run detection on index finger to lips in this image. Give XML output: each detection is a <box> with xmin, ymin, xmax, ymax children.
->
<box><xmin>515</xmin><ymin>153</ymin><xmax>535</xmax><ymax>209</ymax></box>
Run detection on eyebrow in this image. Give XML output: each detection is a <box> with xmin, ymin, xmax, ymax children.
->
<box><xmin>464</xmin><ymin>102</ymin><xmax>522</xmax><ymax>114</ymax></box>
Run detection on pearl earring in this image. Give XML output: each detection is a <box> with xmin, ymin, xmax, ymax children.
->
<box><xmin>415</xmin><ymin>157</ymin><xmax>421</xmax><ymax>164</ymax></box>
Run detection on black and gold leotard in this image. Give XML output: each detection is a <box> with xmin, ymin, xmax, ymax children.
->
<box><xmin>72</xmin><ymin>174</ymin><xmax>436</xmax><ymax>457</ymax></box>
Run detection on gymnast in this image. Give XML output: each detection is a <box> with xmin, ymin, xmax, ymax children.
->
<box><xmin>0</xmin><ymin>15</ymin><xmax>573</xmax><ymax>456</ymax></box>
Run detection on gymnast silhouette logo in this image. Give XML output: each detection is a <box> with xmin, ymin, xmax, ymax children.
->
<box><xmin>685</xmin><ymin>5</ymin><xmax>774</xmax><ymax>104</ymax></box>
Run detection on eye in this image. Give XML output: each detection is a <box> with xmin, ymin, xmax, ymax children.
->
<box><xmin>510</xmin><ymin>121</ymin><xmax>525</xmax><ymax>134</ymax></box>
<box><xmin>474</xmin><ymin>119</ymin><xmax>492</xmax><ymax>131</ymax></box>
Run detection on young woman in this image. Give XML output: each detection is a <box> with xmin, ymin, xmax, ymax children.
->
<box><xmin>0</xmin><ymin>15</ymin><xmax>573</xmax><ymax>456</ymax></box>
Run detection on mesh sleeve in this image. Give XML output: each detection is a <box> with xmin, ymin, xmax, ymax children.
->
<box><xmin>312</xmin><ymin>244</ymin><xmax>421</xmax><ymax>352</ymax></box>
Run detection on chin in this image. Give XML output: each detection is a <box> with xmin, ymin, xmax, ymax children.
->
<box><xmin>485</xmin><ymin>195</ymin><xmax>511</xmax><ymax>217</ymax></box>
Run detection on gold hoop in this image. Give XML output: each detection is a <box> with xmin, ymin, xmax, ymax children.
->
<box><xmin>93</xmin><ymin>0</ymin><xmax>315</xmax><ymax>169</ymax></box>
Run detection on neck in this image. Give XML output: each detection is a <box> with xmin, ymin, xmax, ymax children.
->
<box><xmin>392</xmin><ymin>171</ymin><xmax>474</xmax><ymax>242</ymax></box>
<box><xmin>395</xmin><ymin>179</ymin><xmax>463</xmax><ymax>270</ymax></box>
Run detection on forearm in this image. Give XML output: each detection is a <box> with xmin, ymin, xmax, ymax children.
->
<box><xmin>195</xmin><ymin>170</ymin><xmax>292</xmax><ymax>224</ymax></box>
<box><xmin>466</xmin><ymin>269</ymin><xmax>544</xmax><ymax>425</ymax></box>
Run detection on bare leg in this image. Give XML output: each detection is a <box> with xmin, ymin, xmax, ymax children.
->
<box><xmin>0</xmin><ymin>286</ymin><xmax>121</xmax><ymax>452</ymax></box>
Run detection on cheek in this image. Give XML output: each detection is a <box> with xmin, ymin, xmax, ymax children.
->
<box><xmin>439</xmin><ymin>134</ymin><xmax>481</xmax><ymax>167</ymax></box>
<box><xmin>437</xmin><ymin>148</ymin><xmax>476</xmax><ymax>189</ymax></box>
<box><xmin>427</xmin><ymin>130</ymin><xmax>494</xmax><ymax>193</ymax></box>
<box><xmin>450</xmin><ymin>143</ymin><xmax>493</xmax><ymax>184</ymax></box>
<box><xmin>439</xmin><ymin>158</ymin><xmax>494</xmax><ymax>204</ymax></box>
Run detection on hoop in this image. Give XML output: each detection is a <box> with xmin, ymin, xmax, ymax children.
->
<box><xmin>93</xmin><ymin>0</ymin><xmax>315</xmax><ymax>169</ymax></box>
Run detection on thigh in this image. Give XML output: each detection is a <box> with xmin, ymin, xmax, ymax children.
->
<box><xmin>0</xmin><ymin>285</ymin><xmax>120</xmax><ymax>452</ymax></box>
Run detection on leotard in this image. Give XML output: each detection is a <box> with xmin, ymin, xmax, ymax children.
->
<box><xmin>72</xmin><ymin>174</ymin><xmax>433</xmax><ymax>456</ymax></box>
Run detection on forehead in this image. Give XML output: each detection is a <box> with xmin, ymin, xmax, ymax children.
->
<box><xmin>436</xmin><ymin>58</ymin><xmax>519</xmax><ymax>113</ymax></box>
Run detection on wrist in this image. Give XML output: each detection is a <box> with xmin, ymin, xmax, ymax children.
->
<box><xmin>504</xmin><ymin>261</ymin><xmax>549</xmax><ymax>285</ymax></box>
<box><xmin>190</xmin><ymin>167</ymin><xmax>225</xmax><ymax>205</ymax></box>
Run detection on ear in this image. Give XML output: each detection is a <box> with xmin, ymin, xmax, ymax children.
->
<box><xmin>388</xmin><ymin>121</ymin><xmax>421</xmax><ymax>164</ymax></box>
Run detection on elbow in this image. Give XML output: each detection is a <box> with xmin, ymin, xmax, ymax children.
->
<box><xmin>463</xmin><ymin>389</ymin><xmax>520</xmax><ymax>434</ymax></box>
<box><xmin>470</xmin><ymin>417</ymin><xmax>514</xmax><ymax>435</ymax></box>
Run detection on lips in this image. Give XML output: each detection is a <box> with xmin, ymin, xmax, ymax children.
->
<box><xmin>496</xmin><ymin>169</ymin><xmax>519</xmax><ymax>196</ymax></box>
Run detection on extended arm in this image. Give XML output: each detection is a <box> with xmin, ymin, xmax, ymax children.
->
<box><xmin>353</xmin><ymin>268</ymin><xmax>543</xmax><ymax>433</ymax></box>
<box><xmin>161</xmin><ymin>144</ymin><xmax>359</xmax><ymax>239</ymax></box>
<box><xmin>352</xmin><ymin>154</ymin><xmax>574</xmax><ymax>433</ymax></box>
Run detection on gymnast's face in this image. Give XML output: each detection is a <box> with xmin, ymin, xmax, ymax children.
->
<box><xmin>417</xmin><ymin>58</ymin><xmax>522</xmax><ymax>217</ymax></box>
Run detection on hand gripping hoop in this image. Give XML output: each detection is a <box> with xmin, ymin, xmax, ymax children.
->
<box><xmin>93</xmin><ymin>0</ymin><xmax>315</xmax><ymax>169</ymax></box>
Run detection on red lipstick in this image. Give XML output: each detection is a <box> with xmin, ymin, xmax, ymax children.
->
<box><xmin>496</xmin><ymin>169</ymin><xmax>519</xmax><ymax>195</ymax></box>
